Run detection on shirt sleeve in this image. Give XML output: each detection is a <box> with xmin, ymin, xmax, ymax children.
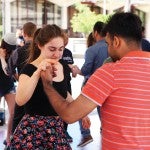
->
<box><xmin>62</xmin><ymin>48</ymin><xmax>74</xmax><ymax>64</ymax></box>
<box><xmin>8</xmin><ymin>49</ymin><xmax>18</xmax><ymax>75</ymax></box>
<box><xmin>81</xmin><ymin>47</ymin><xmax>95</xmax><ymax>76</ymax></box>
<box><xmin>81</xmin><ymin>63</ymin><xmax>115</xmax><ymax>105</ymax></box>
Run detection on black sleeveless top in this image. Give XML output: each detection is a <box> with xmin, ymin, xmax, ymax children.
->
<box><xmin>21</xmin><ymin>60</ymin><xmax>70</xmax><ymax>116</ymax></box>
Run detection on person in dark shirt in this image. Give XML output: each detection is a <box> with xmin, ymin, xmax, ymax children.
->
<box><xmin>8</xmin><ymin>22</ymin><xmax>37</xmax><ymax>134</ymax></box>
<box><xmin>16</xmin><ymin>27</ymin><xmax>25</xmax><ymax>48</ymax></box>
<box><xmin>62</xmin><ymin>32</ymin><xmax>76</xmax><ymax>94</ymax></box>
<box><xmin>61</xmin><ymin>32</ymin><xmax>76</xmax><ymax>142</ymax></box>
<box><xmin>8</xmin><ymin>22</ymin><xmax>37</xmax><ymax>80</ymax></box>
<box><xmin>0</xmin><ymin>33</ymin><xmax>17</xmax><ymax>147</ymax></box>
<box><xmin>0</xmin><ymin>23</ymin><xmax>37</xmax><ymax>149</ymax></box>
<box><xmin>10</xmin><ymin>24</ymin><xmax>72</xmax><ymax>149</ymax></box>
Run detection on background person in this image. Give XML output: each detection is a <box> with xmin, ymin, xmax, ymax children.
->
<box><xmin>16</xmin><ymin>26</ymin><xmax>25</xmax><ymax>48</ymax></box>
<box><xmin>141</xmin><ymin>26</ymin><xmax>150</xmax><ymax>52</ymax></box>
<box><xmin>86</xmin><ymin>32</ymin><xmax>96</xmax><ymax>48</ymax></box>
<box><xmin>8</xmin><ymin>22</ymin><xmax>37</xmax><ymax>133</ymax></box>
<box><xmin>61</xmin><ymin>31</ymin><xmax>77</xmax><ymax>142</ymax></box>
<box><xmin>0</xmin><ymin>33</ymin><xmax>17</xmax><ymax>148</ymax></box>
<box><xmin>77</xmin><ymin>31</ymin><xmax>96</xmax><ymax>147</ymax></box>
<box><xmin>74</xmin><ymin>21</ymin><xmax>108</xmax><ymax>147</ymax></box>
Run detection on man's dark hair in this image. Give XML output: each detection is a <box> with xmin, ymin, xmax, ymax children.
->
<box><xmin>142</xmin><ymin>26</ymin><xmax>145</xmax><ymax>32</ymax></box>
<box><xmin>104</xmin><ymin>12</ymin><xmax>142</xmax><ymax>42</ymax></box>
<box><xmin>93</xmin><ymin>21</ymin><xmax>106</xmax><ymax>37</ymax></box>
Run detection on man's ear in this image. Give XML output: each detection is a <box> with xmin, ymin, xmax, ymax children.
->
<box><xmin>113</xmin><ymin>36</ymin><xmax>120</xmax><ymax>48</ymax></box>
<box><xmin>94</xmin><ymin>31</ymin><xmax>98</xmax><ymax>38</ymax></box>
<box><xmin>38</xmin><ymin>44</ymin><xmax>42</xmax><ymax>50</ymax></box>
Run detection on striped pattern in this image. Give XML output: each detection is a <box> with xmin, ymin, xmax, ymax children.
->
<box><xmin>82</xmin><ymin>51</ymin><xmax>150</xmax><ymax>150</ymax></box>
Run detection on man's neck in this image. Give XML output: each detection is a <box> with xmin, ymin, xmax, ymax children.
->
<box><xmin>96</xmin><ymin>36</ymin><xmax>105</xmax><ymax>42</ymax></box>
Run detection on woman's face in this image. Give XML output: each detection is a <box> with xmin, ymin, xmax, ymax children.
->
<box><xmin>40</xmin><ymin>37</ymin><xmax>64</xmax><ymax>61</ymax></box>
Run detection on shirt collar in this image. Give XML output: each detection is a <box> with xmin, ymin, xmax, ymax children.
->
<box><xmin>125</xmin><ymin>50</ymin><xmax>150</xmax><ymax>58</ymax></box>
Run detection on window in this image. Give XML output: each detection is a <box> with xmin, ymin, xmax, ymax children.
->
<box><xmin>10</xmin><ymin>0</ymin><xmax>62</xmax><ymax>32</ymax></box>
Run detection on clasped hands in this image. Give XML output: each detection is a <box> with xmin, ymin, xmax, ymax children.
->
<box><xmin>39</xmin><ymin>59</ymin><xmax>58</xmax><ymax>85</ymax></box>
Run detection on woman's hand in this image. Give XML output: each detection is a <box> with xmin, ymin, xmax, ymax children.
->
<box><xmin>35</xmin><ymin>59</ymin><xmax>57</xmax><ymax>77</ymax></box>
<box><xmin>0</xmin><ymin>48</ymin><xmax>9</xmax><ymax>75</ymax></box>
<box><xmin>0</xmin><ymin>48</ymin><xmax>6</xmax><ymax>59</ymax></box>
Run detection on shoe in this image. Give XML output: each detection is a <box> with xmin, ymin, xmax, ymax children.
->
<box><xmin>65</xmin><ymin>131</ymin><xmax>73</xmax><ymax>143</ymax></box>
<box><xmin>3</xmin><ymin>140</ymin><xmax>7</xmax><ymax>145</ymax></box>
<box><xmin>4</xmin><ymin>145</ymin><xmax>10</xmax><ymax>150</ymax></box>
<box><xmin>100</xmin><ymin>127</ymin><xmax>102</xmax><ymax>133</ymax></box>
<box><xmin>77</xmin><ymin>135</ymin><xmax>93</xmax><ymax>147</ymax></box>
<box><xmin>3</xmin><ymin>140</ymin><xmax>10</xmax><ymax>150</ymax></box>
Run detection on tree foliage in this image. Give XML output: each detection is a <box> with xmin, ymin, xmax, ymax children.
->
<box><xmin>70</xmin><ymin>3</ymin><xmax>110</xmax><ymax>37</ymax></box>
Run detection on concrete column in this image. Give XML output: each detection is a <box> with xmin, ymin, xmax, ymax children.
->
<box><xmin>54</xmin><ymin>5</ymin><xmax>58</xmax><ymax>25</ymax></box>
<box><xmin>61</xmin><ymin>6</ymin><xmax>68</xmax><ymax>29</ymax></box>
<box><xmin>108</xmin><ymin>1</ymin><xmax>114</xmax><ymax>14</ymax></box>
<box><xmin>145</xmin><ymin>11</ymin><xmax>150</xmax><ymax>41</ymax></box>
<box><xmin>103</xmin><ymin>0</ymin><xmax>106</xmax><ymax>15</ymax></box>
<box><xmin>2</xmin><ymin>0</ymin><xmax>11</xmax><ymax>34</ymax></box>
<box><xmin>124</xmin><ymin>0</ymin><xmax>131</xmax><ymax>12</ymax></box>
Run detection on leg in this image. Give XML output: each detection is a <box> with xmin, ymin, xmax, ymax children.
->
<box><xmin>79</xmin><ymin>119</ymin><xmax>91</xmax><ymax>138</ymax></box>
<box><xmin>0</xmin><ymin>97</ymin><xmax>4</xmax><ymax>125</ymax></box>
<box><xmin>78</xmin><ymin>119</ymin><xmax>93</xmax><ymax>147</ymax></box>
<box><xmin>97</xmin><ymin>106</ymin><xmax>102</xmax><ymax>132</ymax></box>
<box><xmin>4</xmin><ymin>93</ymin><xmax>15</xmax><ymax>145</ymax></box>
<box><xmin>12</xmin><ymin>103</ymin><xmax>25</xmax><ymax>133</ymax></box>
<box><xmin>64</xmin><ymin>121</ymin><xmax>73</xmax><ymax>142</ymax></box>
<box><xmin>97</xmin><ymin>106</ymin><xmax>101</xmax><ymax>120</ymax></box>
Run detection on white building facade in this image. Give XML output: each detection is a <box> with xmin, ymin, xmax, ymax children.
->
<box><xmin>1</xmin><ymin>0</ymin><xmax>150</xmax><ymax>39</ymax></box>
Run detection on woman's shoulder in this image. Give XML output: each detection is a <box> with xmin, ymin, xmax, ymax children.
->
<box><xmin>20</xmin><ymin>64</ymin><xmax>37</xmax><ymax>77</ymax></box>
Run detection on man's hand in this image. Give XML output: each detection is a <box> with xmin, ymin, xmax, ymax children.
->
<box><xmin>82</xmin><ymin>116</ymin><xmax>91</xmax><ymax>129</ymax></box>
<box><xmin>72</xmin><ymin>65</ymin><xmax>82</xmax><ymax>76</ymax></box>
<box><xmin>41</xmin><ymin>64</ymin><xmax>57</xmax><ymax>87</ymax></box>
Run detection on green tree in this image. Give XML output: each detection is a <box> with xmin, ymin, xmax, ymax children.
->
<box><xmin>70</xmin><ymin>3</ymin><xmax>109</xmax><ymax>37</ymax></box>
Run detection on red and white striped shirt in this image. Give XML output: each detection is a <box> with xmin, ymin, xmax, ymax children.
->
<box><xmin>82</xmin><ymin>51</ymin><xmax>150</xmax><ymax>150</ymax></box>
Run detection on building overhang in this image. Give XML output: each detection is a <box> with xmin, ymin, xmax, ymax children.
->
<box><xmin>7</xmin><ymin>0</ymin><xmax>150</xmax><ymax>12</ymax></box>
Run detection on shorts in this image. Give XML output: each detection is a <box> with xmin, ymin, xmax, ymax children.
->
<box><xmin>0</xmin><ymin>85</ymin><xmax>16</xmax><ymax>97</ymax></box>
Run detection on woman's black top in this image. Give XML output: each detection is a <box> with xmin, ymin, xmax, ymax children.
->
<box><xmin>21</xmin><ymin>59</ymin><xmax>70</xmax><ymax>116</ymax></box>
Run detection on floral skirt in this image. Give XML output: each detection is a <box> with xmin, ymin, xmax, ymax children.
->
<box><xmin>10</xmin><ymin>114</ymin><xmax>71</xmax><ymax>150</ymax></box>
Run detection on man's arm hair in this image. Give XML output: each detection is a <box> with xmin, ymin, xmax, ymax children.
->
<box><xmin>41</xmin><ymin>69</ymin><xmax>97</xmax><ymax>123</ymax></box>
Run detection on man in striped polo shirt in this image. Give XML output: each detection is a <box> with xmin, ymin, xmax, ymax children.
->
<box><xmin>41</xmin><ymin>12</ymin><xmax>150</xmax><ymax>150</ymax></box>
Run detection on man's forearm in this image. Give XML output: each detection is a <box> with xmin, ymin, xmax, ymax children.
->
<box><xmin>41</xmin><ymin>68</ymin><xmax>97</xmax><ymax>123</ymax></box>
<box><xmin>43</xmin><ymin>83</ymin><xmax>74</xmax><ymax>122</ymax></box>
<box><xmin>43</xmin><ymin>83</ymin><xmax>97</xmax><ymax>123</ymax></box>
